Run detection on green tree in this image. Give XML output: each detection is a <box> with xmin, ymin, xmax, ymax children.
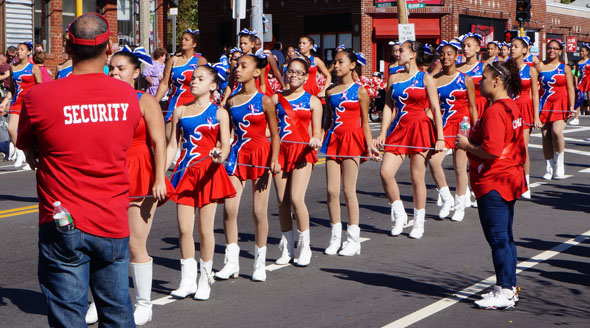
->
<box><xmin>167</xmin><ymin>1</ymin><xmax>198</xmax><ymax>52</ymax></box>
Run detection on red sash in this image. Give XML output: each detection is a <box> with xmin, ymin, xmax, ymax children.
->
<box><xmin>277</xmin><ymin>94</ymin><xmax>310</xmax><ymax>142</ymax></box>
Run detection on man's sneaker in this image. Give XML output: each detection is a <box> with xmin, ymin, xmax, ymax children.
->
<box><xmin>475</xmin><ymin>285</ymin><xmax>516</xmax><ymax>310</ymax></box>
<box><xmin>481</xmin><ymin>286</ymin><xmax>520</xmax><ymax>304</ymax></box>
<box><xmin>568</xmin><ymin>118</ymin><xmax>579</xmax><ymax>126</ymax></box>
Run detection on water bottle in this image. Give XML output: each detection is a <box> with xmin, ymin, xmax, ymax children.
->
<box><xmin>459</xmin><ymin>116</ymin><xmax>470</xmax><ymax>137</ymax></box>
<box><xmin>53</xmin><ymin>201</ymin><xmax>75</xmax><ymax>232</ymax></box>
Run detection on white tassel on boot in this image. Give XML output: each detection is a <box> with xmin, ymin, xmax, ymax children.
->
<box><xmin>275</xmin><ymin>230</ymin><xmax>294</xmax><ymax>265</ymax></box>
<box><xmin>252</xmin><ymin>246</ymin><xmax>267</xmax><ymax>282</ymax></box>
<box><xmin>194</xmin><ymin>259</ymin><xmax>215</xmax><ymax>301</ymax></box>
<box><xmin>295</xmin><ymin>229</ymin><xmax>312</xmax><ymax>266</ymax></box>
<box><xmin>543</xmin><ymin>159</ymin><xmax>554</xmax><ymax>180</ymax></box>
<box><xmin>214</xmin><ymin>243</ymin><xmax>240</xmax><ymax>280</ymax></box>
<box><xmin>338</xmin><ymin>225</ymin><xmax>361</xmax><ymax>256</ymax></box>
<box><xmin>170</xmin><ymin>258</ymin><xmax>197</xmax><ymax>298</ymax></box>
<box><xmin>131</xmin><ymin>259</ymin><xmax>153</xmax><ymax>325</ymax></box>
<box><xmin>553</xmin><ymin>152</ymin><xmax>565</xmax><ymax>179</ymax></box>
<box><xmin>409</xmin><ymin>208</ymin><xmax>425</xmax><ymax>239</ymax></box>
<box><xmin>324</xmin><ymin>222</ymin><xmax>342</xmax><ymax>255</ymax></box>
<box><xmin>522</xmin><ymin>175</ymin><xmax>531</xmax><ymax>199</ymax></box>
<box><xmin>438</xmin><ymin>186</ymin><xmax>454</xmax><ymax>219</ymax></box>
<box><xmin>451</xmin><ymin>194</ymin><xmax>466</xmax><ymax>222</ymax></box>
<box><xmin>390</xmin><ymin>200</ymin><xmax>407</xmax><ymax>236</ymax></box>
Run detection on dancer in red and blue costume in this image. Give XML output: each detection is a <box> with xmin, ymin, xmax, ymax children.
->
<box><xmin>216</xmin><ymin>53</ymin><xmax>280</xmax><ymax>283</ymax></box>
<box><xmin>155</xmin><ymin>29</ymin><xmax>207</xmax><ymax>137</ymax></box>
<box><xmin>388</xmin><ymin>41</ymin><xmax>404</xmax><ymax>77</ymax></box>
<box><xmin>429</xmin><ymin>40</ymin><xmax>477</xmax><ymax>222</ymax></box>
<box><xmin>166</xmin><ymin>65</ymin><xmax>235</xmax><ymax>301</ymax></box>
<box><xmin>272</xmin><ymin>57</ymin><xmax>323</xmax><ymax>267</ymax></box>
<box><xmin>576</xmin><ymin>43</ymin><xmax>590</xmax><ymax>120</ymax></box>
<box><xmin>458</xmin><ymin>33</ymin><xmax>486</xmax><ymax>119</ymax></box>
<box><xmin>56</xmin><ymin>61</ymin><xmax>73</xmax><ymax>79</ymax></box>
<box><xmin>298</xmin><ymin>36</ymin><xmax>331</xmax><ymax>101</ymax></box>
<box><xmin>0</xmin><ymin>41</ymin><xmax>42</xmax><ymax>169</ymax></box>
<box><xmin>537</xmin><ymin>40</ymin><xmax>575</xmax><ymax>181</ymax></box>
<box><xmin>510</xmin><ymin>36</ymin><xmax>540</xmax><ymax>199</ymax></box>
<box><xmin>322</xmin><ymin>51</ymin><xmax>380</xmax><ymax>258</ymax></box>
<box><xmin>376</xmin><ymin>40</ymin><xmax>445</xmax><ymax>240</ymax></box>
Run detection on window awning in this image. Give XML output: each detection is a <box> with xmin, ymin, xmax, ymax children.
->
<box><xmin>373</xmin><ymin>18</ymin><xmax>441</xmax><ymax>39</ymax></box>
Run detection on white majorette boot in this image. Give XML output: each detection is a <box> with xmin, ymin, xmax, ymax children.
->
<box><xmin>438</xmin><ymin>186</ymin><xmax>455</xmax><ymax>219</ymax></box>
<box><xmin>543</xmin><ymin>159</ymin><xmax>554</xmax><ymax>180</ymax></box>
<box><xmin>451</xmin><ymin>194</ymin><xmax>466</xmax><ymax>222</ymax></box>
<box><xmin>339</xmin><ymin>224</ymin><xmax>361</xmax><ymax>256</ymax></box>
<box><xmin>436</xmin><ymin>188</ymin><xmax>443</xmax><ymax>206</ymax></box>
<box><xmin>252</xmin><ymin>245</ymin><xmax>267</xmax><ymax>282</ymax></box>
<box><xmin>390</xmin><ymin>200</ymin><xmax>407</xmax><ymax>236</ymax></box>
<box><xmin>194</xmin><ymin>259</ymin><xmax>215</xmax><ymax>301</ymax></box>
<box><xmin>295</xmin><ymin>229</ymin><xmax>312</xmax><ymax>266</ymax></box>
<box><xmin>130</xmin><ymin>258</ymin><xmax>153</xmax><ymax>325</ymax></box>
<box><xmin>409</xmin><ymin>208</ymin><xmax>425</xmax><ymax>239</ymax></box>
<box><xmin>324</xmin><ymin>222</ymin><xmax>342</xmax><ymax>255</ymax></box>
<box><xmin>86</xmin><ymin>301</ymin><xmax>98</xmax><ymax>325</ymax></box>
<box><xmin>522</xmin><ymin>175</ymin><xmax>531</xmax><ymax>199</ymax></box>
<box><xmin>275</xmin><ymin>230</ymin><xmax>295</xmax><ymax>265</ymax></box>
<box><xmin>553</xmin><ymin>152</ymin><xmax>565</xmax><ymax>179</ymax></box>
<box><xmin>170</xmin><ymin>258</ymin><xmax>197</xmax><ymax>298</ymax></box>
<box><xmin>14</xmin><ymin>148</ymin><xmax>25</xmax><ymax>167</ymax></box>
<box><xmin>215</xmin><ymin>243</ymin><xmax>240</xmax><ymax>280</ymax></box>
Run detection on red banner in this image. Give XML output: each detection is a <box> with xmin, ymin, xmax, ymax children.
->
<box><xmin>566</xmin><ymin>37</ymin><xmax>577</xmax><ymax>53</ymax></box>
<box><xmin>374</xmin><ymin>0</ymin><xmax>445</xmax><ymax>5</ymax></box>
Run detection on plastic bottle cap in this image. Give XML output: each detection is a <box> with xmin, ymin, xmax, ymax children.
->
<box><xmin>53</xmin><ymin>201</ymin><xmax>61</xmax><ymax>207</ymax></box>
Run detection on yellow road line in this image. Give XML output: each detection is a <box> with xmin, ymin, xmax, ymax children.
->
<box><xmin>0</xmin><ymin>204</ymin><xmax>38</xmax><ymax>214</ymax></box>
<box><xmin>0</xmin><ymin>209</ymin><xmax>39</xmax><ymax>219</ymax></box>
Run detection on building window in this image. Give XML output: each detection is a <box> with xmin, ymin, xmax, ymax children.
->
<box><xmin>34</xmin><ymin>0</ymin><xmax>50</xmax><ymax>52</ymax></box>
<box><xmin>62</xmin><ymin>0</ymin><xmax>98</xmax><ymax>34</ymax></box>
<box><xmin>308</xmin><ymin>33</ymin><xmax>353</xmax><ymax>63</ymax></box>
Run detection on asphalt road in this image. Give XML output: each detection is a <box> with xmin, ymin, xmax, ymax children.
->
<box><xmin>0</xmin><ymin>118</ymin><xmax>589</xmax><ymax>328</ymax></box>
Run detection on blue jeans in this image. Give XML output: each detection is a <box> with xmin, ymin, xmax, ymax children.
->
<box><xmin>38</xmin><ymin>223</ymin><xmax>135</xmax><ymax>328</ymax></box>
<box><xmin>476</xmin><ymin>190</ymin><xmax>517</xmax><ymax>289</ymax></box>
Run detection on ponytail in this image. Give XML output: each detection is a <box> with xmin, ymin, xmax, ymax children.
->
<box><xmin>487</xmin><ymin>60</ymin><xmax>522</xmax><ymax>97</ymax></box>
<box><xmin>403</xmin><ymin>40</ymin><xmax>425</xmax><ymax>67</ymax></box>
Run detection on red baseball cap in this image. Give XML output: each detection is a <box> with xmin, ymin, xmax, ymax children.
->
<box><xmin>67</xmin><ymin>13</ymin><xmax>111</xmax><ymax>46</ymax></box>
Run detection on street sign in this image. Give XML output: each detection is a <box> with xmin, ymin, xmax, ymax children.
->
<box><xmin>407</xmin><ymin>3</ymin><xmax>426</xmax><ymax>9</ymax></box>
<box><xmin>233</xmin><ymin>0</ymin><xmax>246</xmax><ymax>19</ymax></box>
<box><xmin>263</xmin><ymin>14</ymin><xmax>272</xmax><ymax>42</ymax></box>
<box><xmin>398</xmin><ymin>24</ymin><xmax>415</xmax><ymax>42</ymax></box>
<box><xmin>169</xmin><ymin>8</ymin><xmax>177</xmax><ymax>16</ymax></box>
<box><xmin>567</xmin><ymin>37</ymin><xmax>577</xmax><ymax>52</ymax></box>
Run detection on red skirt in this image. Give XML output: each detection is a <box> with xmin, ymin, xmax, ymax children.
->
<box><xmin>579</xmin><ymin>75</ymin><xmax>590</xmax><ymax>92</ymax></box>
<box><xmin>474</xmin><ymin>96</ymin><xmax>488</xmax><ymax>120</ymax></box>
<box><xmin>540</xmin><ymin>97</ymin><xmax>569</xmax><ymax>123</ymax></box>
<box><xmin>516</xmin><ymin>96</ymin><xmax>534</xmax><ymax>130</ymax></box>
<box><xmin>323</xmin><ymin>127</ymin><xmax>367</xmax><ymax>162</ymax></box>
<box><xmin>172</xmin><ymin>158</ymin><xmax>237</xmax><ymax>208</ymax></box>
<box><xmin>233</xmin><ymin>142</ymin><xmax>271</xmax><ymax>181</ymax></box>
<box><xmin>127</xmin><ymin>146</ymin><xmax>175</xmax><ymax>204</ymax></box>
<box><xmin>278</xmin><ymin>142</ymin><xmax>317</xmax><ymax>173</ymax></box>
<box><xmin>442</xmin><ymin>121</ymin><xmax>460</xmax><ymax>149</ymax></box>
<box><xmin>8</xmin><ymin>100</ymin><xmax>22</xmax><ymax>115</ymax></box>
<box><xmin>385</xmin><ymin>118</ymin><xmax>435</xmax><ymax>155</ymax></box>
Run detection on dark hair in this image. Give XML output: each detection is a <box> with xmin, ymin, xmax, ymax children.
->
<box><xmin>403</xmin><ymin>40</ymin><xmax>425</xmax><ymax>67</ymax></box>
<box><xmin>183</xmin><ymin>31</ymin><xmax>199</xmax><ymax>49</ymax></box>
<box><xmin>273</xmin><ymin>41</ymin><xmax>282</xmax><ymax>50</ymax></box>
<box><xmin>287</xmin><ymin>57</ymin><xmax>310</xmax><ymax>73</ymax></box>
<box><xmin>243</xmin><ymin>53</ymin><xmax>268</xmax><ymax>69</ymax></box>
<box><xmin>487</xmin><ymin>60</ymin><xmax>522</xmax><ymax>97</ymax></box>
<box><xmin>18</xmin><ymin>42</ymin><xmax>32</xmax><ymax>51</ymax></box>
<box><xmin>111</xmin><ymin>51</ymin><xmax>141</xmax><ymax>70</ymax></box>
<box><xmin>67</xmin><ymin>14</ymin><xmax>109</xmax><ymax>61</ymax></box>
<box><xmin>512</xmin><ymin>38</ymin><xmax>528</xmax><ymax>49</ymax></box>
<box><xmin>240</xmin><ymin>34</ymin><xmax>257</xmax><ymax>44</ymax></box>
<box><xmin>487</xmin><ymin>42</ymin><xmax>499</xmax><ymax>49</ymax></box>
<box><xmin>6</xmin><ymin>46</ymin><xmax>17</xmax><ymax>54</ymax></box>
<box><xmin>338</xmin><ymin>50</ymin><xmax>358</xmax><ymax>66</ymax></box>
<box><xmin>300</xmin><ymin>35</ymin><xmax>315</xmax><ymax>46</ymax></box>
<box><xmin>153</xmin><ymin>47</ymin><xmax>167</xmax><ymax>60</ymax></box>
<box><xmin>547</xmin><ymin>39</ymin><xmax>563</xmax><ymax>50</ymax></box>
<box><xmin>32</xmin><ymin>51</ymin><xmax>46</xmax><ymax>64</ymax></box>
<box><xmin>198</xmin><ymin>65</ymin><xmax>220</xmax><ymax>89</ymax></box>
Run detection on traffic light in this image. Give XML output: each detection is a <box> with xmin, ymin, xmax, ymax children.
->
<box><xmin>505</xmin><ymin>30</ymin><xmax>518</xmax><ymax>43</ymax></box>
<box><xmin>516</xmin><ymin>0</ymin><xmax>531</xmax><ymax>24</ymax></box>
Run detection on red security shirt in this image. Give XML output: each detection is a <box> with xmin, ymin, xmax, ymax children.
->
<box><xmin>17</xmin><ymin>73</ymin><xmax>141</xmax><ymax>238</ymax></box>
<box><xmin>467</xmin><ymin>98</ymin><xmax>526</xmax><ymax>202</ymax></box>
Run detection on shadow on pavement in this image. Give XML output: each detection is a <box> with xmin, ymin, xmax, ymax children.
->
<box><xmin>531</xmin><ymin>183</ymin><xmax>590</xmax><ymax>213</ymax></box>
<box><xmin>0</xmin><ymin>195</ymin><xmax>38</xmax><ymax>202</ymax></box>
<box><xmin>0</xmin><ymin>286</ymin><xmax>47</xmax><ymax>315</ymax></box>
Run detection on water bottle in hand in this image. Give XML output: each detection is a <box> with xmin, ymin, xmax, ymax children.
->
<box><xmin>53</xmin><ymin>201</ymin><xmax>75</xmax><ymax>232</ymax></box>
<box><xmin>459</xmin><ymin>116</ymin><xmax>470</xmax><ymax>137</ymax></box>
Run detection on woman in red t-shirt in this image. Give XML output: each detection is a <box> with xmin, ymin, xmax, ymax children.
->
<box><xmin>456</xmin><ymin>60</ymin><xmax>526</xmax><ymax>310</ymax></box>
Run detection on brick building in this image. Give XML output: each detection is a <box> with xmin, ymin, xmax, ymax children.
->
<box><xmin>198</xmin><ymin>0</ymin><xmax>590</xmax><ymax>76</ymax></box>
<box><xmin>0</xmin><ymin>0</ymin><xmax>169</xmax><ymax>75</ymax></box>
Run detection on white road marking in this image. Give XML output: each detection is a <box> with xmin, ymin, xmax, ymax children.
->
<box><xmin>529</xmin><ymin>135</ymin><xmax>590</xmax><ymax>144</ymax></box>
<box><xmin>529</xmin><ymin>181</ymin><xmax>549</xmax><ymax>188</ymax></box>
<box><xmin>579</xmin><ymin>168</ymin><xmax>590</xmax><ymax>173</ymax></box>
<box><xmin>529</xmin><ymin>126</ymin><xmax>590</xmax><ymax>137</ymax></box>
<box><xmin>528</xmin><ymin>144</ymin><xmax>590</xmax><ymax>157</ymax></box>
<box><xmin>0</xmin><ymin>169</ymin><xmax>29</xmax><ymax>175</ymax></box>
<box><xmin>151</xmin><ymin>238</ymin><xmax>372</xmax><ymax>306</ymax></box>
<box><xmin>382</xmin><ymin>230</ymin><xmax>590</xmax><ymax>328</ymax></box>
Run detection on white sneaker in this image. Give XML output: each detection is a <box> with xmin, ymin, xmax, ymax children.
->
<box><xmin>475</xmin><ymin>285</ymin><xmax>516</xmax><ymax>310</ymax></box>
<box><xmin>568</xmin><ymin>118</ymin><xmax>579</xmax><ymax>125</ymax></box>
<box><xmin>86</xmin><ymin>301</ymin><xmax>98</xmax><ymax>325</ymax></box>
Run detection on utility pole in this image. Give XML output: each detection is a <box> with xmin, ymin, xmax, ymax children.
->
<box><xmin>75</xmin><ymin>0</ymin><xmax>83</xmax><ymax>17</ymax></box>
<box><xmin>398</xmin><ymin>0</ymin><xmax>408</xmax><ymax>24</ymax></box>
<box><xmin>139</xmin><ymin>0</ymin><xmax>150</xmax><ymax>50</ymax></box>
<box><xmin>251</xmin><ymin>0</ymin><xmax>263</xmax><ymax>42</ymax></box>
